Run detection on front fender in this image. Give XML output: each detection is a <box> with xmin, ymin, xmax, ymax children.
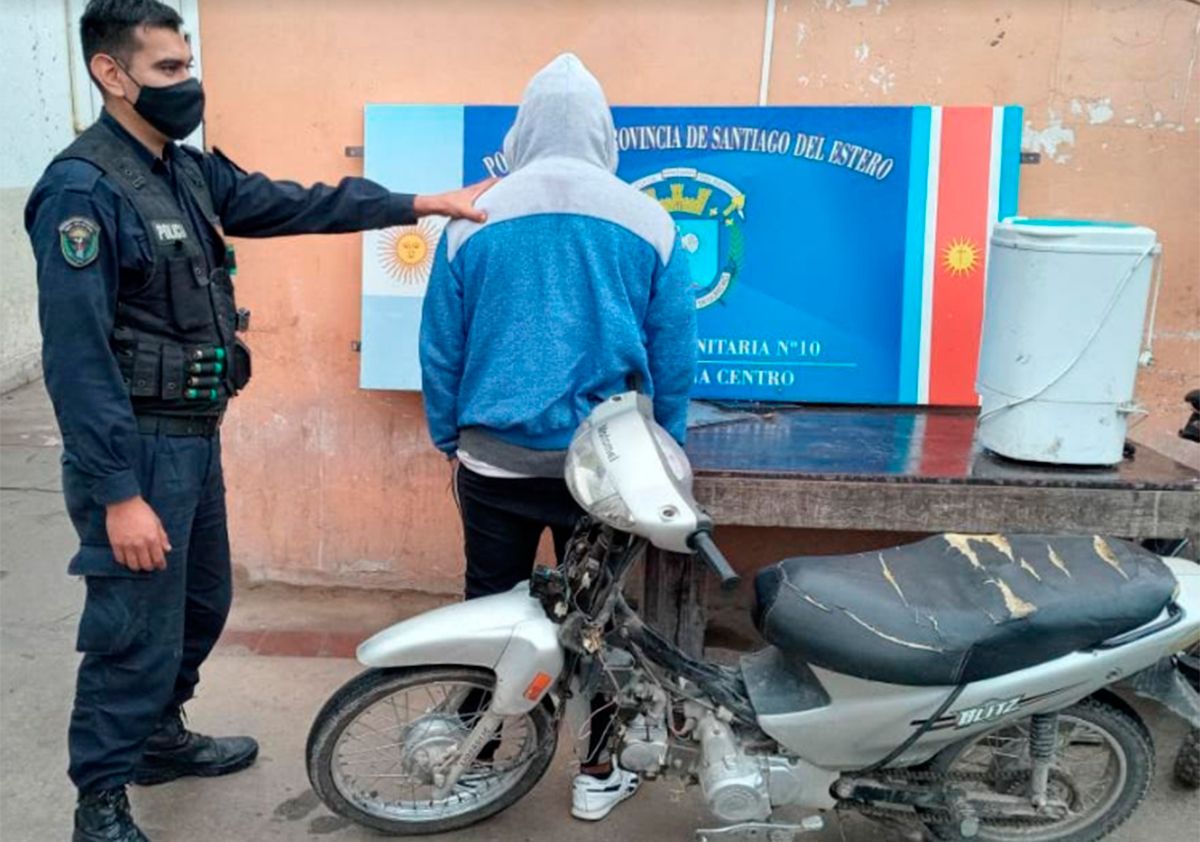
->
<box><xmin>356</xmin><ymin>583</ymin><xmax>563</xmax><ymax>715</ymax></box>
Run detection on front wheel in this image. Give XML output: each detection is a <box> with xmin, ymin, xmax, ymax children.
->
<box><xmin>923</xmin><ymin>695</ymin><xmax>1154</xmax><ymax>842</ymax></box>
<box><xmin>306</xmin><ymin>666</ymin><xmax>558</xmax><ymax>835</ymax></box>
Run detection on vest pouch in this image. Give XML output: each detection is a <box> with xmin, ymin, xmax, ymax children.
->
<box><xmin>160</xmin><ymin>343</ymin><xmax>185</xmax><ymax>400</ymax></box>
<box><xmin>167</xmin><ymin>256</ymin><xmax>213</xmax><ymax>332</ymax></box>
<box><xmin>130</xmin><ymin>341</ymin><xmax>161</xmax><ymax>398</ymax></box>
<box><xmin>230</xmin><ymin>338</ymin><xmax>253</xmax><ymax>393</ymax></box>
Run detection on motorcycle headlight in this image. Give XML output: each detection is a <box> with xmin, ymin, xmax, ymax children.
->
<box><xmin>563</xmin><ymin>392</ymin><xmax>703</xmax><ymax>552</ymax></box>
<box><xmin>565</xmin><ymin>419</ymin><xmax>636</xmax><ymax>529</ymax></box>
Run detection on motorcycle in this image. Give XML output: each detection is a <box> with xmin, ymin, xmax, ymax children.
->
<box><xmin>307</xmin><ymin>392</ymin><xmax>1200</xmax><ymax>841</ymax></box>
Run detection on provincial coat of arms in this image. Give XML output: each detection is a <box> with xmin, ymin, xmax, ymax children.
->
<box><xmin>632</xmin><ymin>169</ymin><xmax>746</xmax><ymax>309</ymax></box>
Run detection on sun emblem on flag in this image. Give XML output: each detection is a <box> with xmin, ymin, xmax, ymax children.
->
<box><xmin>942</xmin><ymin>237</ymin><xmax>980</xmax><ymax>276</ymax></box>
<box><xmin>377</xmin><ymin>217</ymin><xmax>444</xmax><ymax>284</ymax></box>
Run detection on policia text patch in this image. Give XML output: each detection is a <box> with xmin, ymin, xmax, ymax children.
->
<box><xmin>151</xmin><ymin>221</ymin><xmax>189</xmax><ymax>243</ymax></box>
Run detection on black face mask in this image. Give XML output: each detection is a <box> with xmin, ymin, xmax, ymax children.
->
<box><xmin>117</xmin><ymin>61</ymin><xmax>205</xmax><ymax>140</ymax></box>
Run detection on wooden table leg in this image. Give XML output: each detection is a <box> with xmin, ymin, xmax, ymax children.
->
<box><xmin>1182</xmin><ymin>529</ymin><xmax>1200</xmax><ymax>563</ymax></box>
<box><xmin>642</xmin><ymin>547</ymin><xmax>708</xmax><ymax>658</ymax></box>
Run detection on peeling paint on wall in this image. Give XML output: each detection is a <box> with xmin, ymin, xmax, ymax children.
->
<box><xmin>1023</xmin><ymin>111</ymin><xmax>1076</xmax><ymax>164</ymax></box>
<box><xmin>867</xmin><ymin>64</ymin><xmax>896</xmax><ymax>94</ymax></box>
<box><xmin>819</xmin><ymin>0</ymin><xmax>889</xmax><ymax>11</ymax></box>
<box><xmin>1120</xmin><ymin>108</ymin><xmax>1186</xmax><ymax>132</ymax></box>
<box><xmin>1069</xmin><ymin>96</ymin><xmax>1114</xmax><ymax>125</ymax></box>
<box><xmin>855</xmin><ymin>40</ymin><xmax>871</xmax><ymax>63</ymax></box>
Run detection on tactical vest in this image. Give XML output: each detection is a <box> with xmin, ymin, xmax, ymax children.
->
<box><xmin>54</xmin><ymin>120</ymin><xmax>250</xmax><ymax>416</ymax></box>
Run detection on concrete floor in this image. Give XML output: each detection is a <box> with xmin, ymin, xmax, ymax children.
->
<box><xmin>2</xmin><ymin>381</ymin><xmax>1197</xmax><ymax>841</ymax></box>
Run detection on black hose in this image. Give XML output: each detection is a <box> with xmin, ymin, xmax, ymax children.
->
<box><xmin>856</xmin><ymin>684</ymin><xmax>967</xmax><ymax>774</ymax></box>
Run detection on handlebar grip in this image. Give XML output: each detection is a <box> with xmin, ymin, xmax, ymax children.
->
<box><xmin>689</xmin><ymin>530</ymin><xmax>741</xmax><ymax>590</ymax></box>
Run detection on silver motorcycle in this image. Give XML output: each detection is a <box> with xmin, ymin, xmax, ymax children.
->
<box><xmin>307</xmin><ymin>392</ymin><xmax>1200</xmax><ymax>841</ymax></box>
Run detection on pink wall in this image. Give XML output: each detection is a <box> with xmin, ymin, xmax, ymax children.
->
<box><xmin>198</xmin><ymin>0</ymin><xmax>1199</xmax><ymax>593</ymax></box>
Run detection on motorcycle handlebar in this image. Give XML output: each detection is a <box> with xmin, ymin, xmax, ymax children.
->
<box><xmin>688</xmin><ymin>530</ymin><xmax>741</xmax><ymax>591</ymax></box>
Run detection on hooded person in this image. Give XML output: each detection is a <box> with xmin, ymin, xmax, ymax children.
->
<box><xmin>419</xmin><ymin>53</ymin><xmax>696</xmax><ymax>821</ymax></box>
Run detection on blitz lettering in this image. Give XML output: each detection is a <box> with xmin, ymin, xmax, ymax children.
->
<box><xmin>956</xmin><ymin>697</ymin><xmax>1022</xmax><ymax>728</ymax></box>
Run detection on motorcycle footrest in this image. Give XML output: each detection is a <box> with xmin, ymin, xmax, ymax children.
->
<box><xmin>695</xmin><ymin>816</ymin><xmax>825</xmax><ymax>842</ymax></box>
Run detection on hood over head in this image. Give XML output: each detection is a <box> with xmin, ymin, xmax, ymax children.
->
<box><xmin>502</xmin><ymin>53</ymin><xmax>618</xmax><ymax>174</ymax></box>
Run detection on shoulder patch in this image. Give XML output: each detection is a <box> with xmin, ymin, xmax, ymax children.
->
<box><xmin>59</xmin><ymin>217</ymin><xmax>100</xmax><ymax>268</ymax></box>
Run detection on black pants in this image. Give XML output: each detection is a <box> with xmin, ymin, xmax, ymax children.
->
<box><xmin>456</xmin><ymin>466</ymin><xmax>582</xmax><ymax>599</ymax></box>
<box><xmin>63</xmin><ymin>432</ymin><xmax>231</xmax><ymax>794</ymax></box>
<box><xmin>455</xmin><ymin>465</ymin><xmax>613</xmax><ymax>766</ymax></box>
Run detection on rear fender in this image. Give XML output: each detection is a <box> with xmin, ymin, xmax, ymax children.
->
<box><xmin>356</xmin><ymin>584</ymin><xmax>563</xmax><ymax>715</ymax></box>
<box><xmin>1118</xmin><ymin>657</ymin><xmax>1200</xmax><ymax>728</ymax></box>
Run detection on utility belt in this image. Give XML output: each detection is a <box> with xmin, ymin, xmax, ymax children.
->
<box><xmin>113</xmin><ymin>325</ymin><xmax>252</xmax><ymax>405</ymax></box>
<box><xmin>135</xmin><ymin>413</ymin><xmax>223</xmax><ymax>437</ymax></box>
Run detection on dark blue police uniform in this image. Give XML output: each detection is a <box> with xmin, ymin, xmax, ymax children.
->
<box><xmin>25</xmin><ymin>110</ymin><xmax>416</xmax><ymax>795</ymax></box>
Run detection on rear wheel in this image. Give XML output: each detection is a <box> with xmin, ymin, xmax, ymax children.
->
<box><xmin>307</xmin><ymin>666</ymin><xmax>558</xmax><ymax>835</ymax></box>
<box><xmin>1173</xmin><ymin>643</ymin><xmax>1200</xmax><ymax>789</ymax></box>
<box><xmin>923</xmin><ymin>696</ymin><xmax>1153</xmax><ymax>842</ymax></box>
<box><xmin>1174</xmin><ymin>728</ymin><xmax>1200</xmax><ymax>789</ymax></box>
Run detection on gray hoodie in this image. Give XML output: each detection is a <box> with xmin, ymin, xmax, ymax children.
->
<box><xmin>421</xmin><ymin>54</ymin><xmax>697</xmax><ymax>476</ymax></box>
<box><xmin>502</xmin><ymin>53</ymin><xmax>618</xmax><ymax>173</ymax></box>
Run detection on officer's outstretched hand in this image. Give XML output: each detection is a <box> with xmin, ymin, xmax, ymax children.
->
<box><xmin>412</xmin><ymin>178</ymin><xmax>499</xmax><ymax>223</ymax></box>
<box><xmin>106</xmin><ymin>497</ymin><xmax>173</xmax><ymax>572</ymax></box>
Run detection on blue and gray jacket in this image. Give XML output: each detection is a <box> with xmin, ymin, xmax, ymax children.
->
<box><xmin>419</xmin><ymin>54</ymin><xmax>697</xmax><ymax>476</ymax></box>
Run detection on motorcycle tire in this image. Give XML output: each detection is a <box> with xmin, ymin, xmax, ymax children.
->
<box><xmin>1174</xmin><ymin>728</ymin><xmax>1200</xmax><ymax>790</ymax></box>
<box><xmin>922</xmin><ymin>695</ymin><xmax>1153</xmax><ymax>842</ymax></box>
<box><xmin>306</xmin><ymin>665</ymin><xmax>558</xmax><ymax>836</ymax></box>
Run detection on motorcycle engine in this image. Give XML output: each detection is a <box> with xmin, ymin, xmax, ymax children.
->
<box><xmin>696</xmin><ymin>714</ymin><xmax>771</xmax><ymax>822</ymax></box>
<box><xmin>618</xmin><ymin>712</ymin><xmax>669</xmax><ymax>773</ymax></box>
<box><xmin>616</xmin><ymin>680</ymin><xmax>670</xmax><ymax>774</ymax></box>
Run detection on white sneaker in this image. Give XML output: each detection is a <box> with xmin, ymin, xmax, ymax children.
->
<box><xmin>571</xmin><ymin>765</ymin><xmax>640</xmax><ymax>821</ymax></box>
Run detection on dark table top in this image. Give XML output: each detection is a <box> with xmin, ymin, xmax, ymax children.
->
<box><xmin>685</xmin><ymin>404</ymin><xmax>1200</xmax><ymax>491</ymax></box>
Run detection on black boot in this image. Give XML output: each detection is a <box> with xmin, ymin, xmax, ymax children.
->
<box><xmin>132</xmin><ymin>707</ymin><xmax>258</xmax><ymax>786</ymax></box>
<box><xmin>73</xmin><ymin>788</ymin><xmax>149</xmax><ymax>842</ymax></box>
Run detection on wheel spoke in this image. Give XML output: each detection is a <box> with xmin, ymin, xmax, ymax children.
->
<box><xmin>937</xmin><ymin>710</ymin><xmax>1132</xmax><ymax>841</ymax></box>
<box><xmin>327</xmin><ymin>675</ymin><xmax>552</xmax><ymax>825</ymax></box>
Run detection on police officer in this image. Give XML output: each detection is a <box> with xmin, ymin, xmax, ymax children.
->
<box><xmin>24</xmin><ymin>2</ymin><xmax>493</xmax><ymax>840</ymax></box>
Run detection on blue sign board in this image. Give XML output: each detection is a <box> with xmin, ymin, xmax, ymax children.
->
<box><xmin>361</xmin><ymin>104</ymin><xmax>1021</xmax><ymax>404</ymax></box>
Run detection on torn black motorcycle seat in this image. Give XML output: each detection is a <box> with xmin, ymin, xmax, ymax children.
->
<box><xmin>753</xmin><ymin>533</ymin><xmax>1177</xmax><ymax>686</ymax></box>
